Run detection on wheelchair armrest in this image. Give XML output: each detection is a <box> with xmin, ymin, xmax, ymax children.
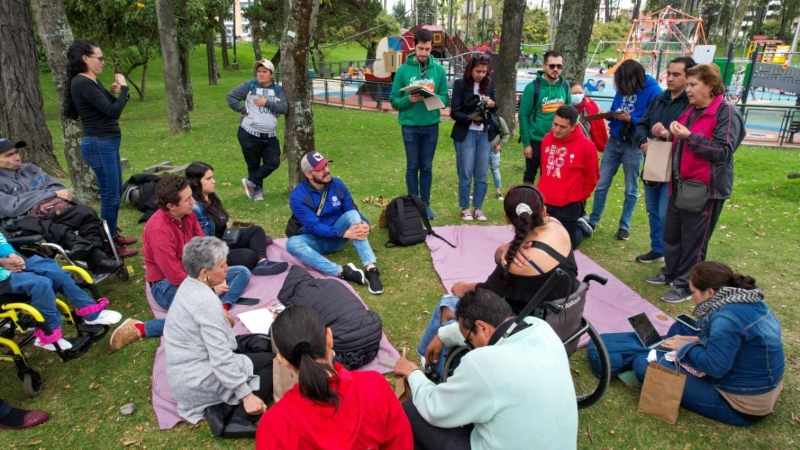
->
<box><xmin>582</xmin><ymin>273</ymin><xmax>608</xmax><ymax>286</ymax></box>
<box><xmin>5</xmin><ymin>234</ymin><xmax>45</xmax><ymax>247</ymax></box>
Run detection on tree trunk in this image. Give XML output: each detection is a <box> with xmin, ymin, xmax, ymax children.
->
<box><xmin>280</xmin><ymin>0</ymin><xmax>319</xmax><ymax>189</ymax></box>
<box><xmin>0</xmin><ymin>0</ymin><xmax>64</xmax><ymax>176</ymax></box>
<box><xmin>631</xmin><ymin>0</ymin><xmax>642</xmax><ymax>21</ymax></box>
<box><xmin>220</xmin><ymin>18</ymin><xmax>231</xmax><ymax>70</ymax></box>
<box><xmin>206</xmin><ymin>31</ymin><xmax>219</xmax><ymax>85</ymax></box>
<box><xmin>155</xmin><ymin>0</ymin><xmax>191</xmax><ymax>134</ymax></box>
<box><xmin>604</xmin><ymin>0</ymin><xmax>611</xmax><ymax>23</ymax></box>
<box><xmin>271</xmin><ymin>48</ymin><xmax>282</xmax><ymax>67</ymax></box>
<box><xmin>495</xmin><ymin>0</ymin><xmax>526</xmax><ymax>139</ymax></box>
<box><xmin>30</xmin><ymin>0</ymin><xmax>99</xmax><ymax>201</ymax></box>
<box><xmin>252</xmin><ymin>21</ymin><xmax>263</xmax><ymax>60</ymax></box>
<box><xmin>548</xmin><ymin>0</ymin><xmax>561</xmax><ymax>44</ymax></box>
<box><xmin>555</xmin><ymin>0</ymin><xmax>602</xmax><ymax>86</ymax></box>
<box><xmin>179</xmin><ymin>43</ymin><xmax>194</xmax><ymax>111</ymax></box>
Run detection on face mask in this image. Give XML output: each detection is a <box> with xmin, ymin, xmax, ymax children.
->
<box><xmin>572</xmin><ymin>94</ymin><xmax>584</xmax><ymax>104</ymax></box>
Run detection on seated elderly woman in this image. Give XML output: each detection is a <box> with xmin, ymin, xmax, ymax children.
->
<box><xmin>419</xmin><ymin>184</ymin><xmax>579</xmax><ymax>377</ymax></box>
<box><xmin>633</xmin><ymin>261</ymin><xmax>785</xmax><ymax>426</ymax></box>
<box><xmin>164</xmin><ymin>236</ymin><xmax>273</xmax><ymax>437</ymax></box>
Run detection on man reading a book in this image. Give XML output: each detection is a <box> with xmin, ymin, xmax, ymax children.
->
<box><xmin>390</xmin><ymin>28</ymin><xmax>449</xmax><ymax>220</ymax></box>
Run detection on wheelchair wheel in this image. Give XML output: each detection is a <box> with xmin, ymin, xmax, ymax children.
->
<box><xmin>572</xmin><ymin>322</ymin><xmax>611</xmax><ymax>409</ymax></box>
<box><xmin>116</xmin><ymin>268</ymin><xmax>130</xmax><ymax>281</ymax></box>
<box><xmin>23</xmin><ymin>369</ymin><xmax>43</xmax><ymax>397</ymax></box>
<box><xmin>440</xmin><ymin>346</ymin><xmax>471</xmax><ymax>382</ymax></box>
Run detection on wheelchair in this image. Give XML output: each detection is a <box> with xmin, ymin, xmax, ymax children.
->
<box><xmin>0</xmin><ymin>259</ymin><xmax>112</xmax><ymax>397</ymax></box>
<box><xmin>440</xmin><ymin>272</ymin><xmax>612</xmax><ymax>410</ymax></box>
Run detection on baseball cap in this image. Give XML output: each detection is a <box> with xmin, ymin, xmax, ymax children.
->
<box><xmin>253</xmin><ymin>59</ymin><xmax>275</xmax><ymax>73</ymax></box>
<box><xmin>300</xmin><ymin>151</ymin><xmax>332</xmax><ymax>173</ymax></box>
<box><xmin>0</xmin><ymin>137</ymin><xmax>26</xmax><ymax>154</ymax></box>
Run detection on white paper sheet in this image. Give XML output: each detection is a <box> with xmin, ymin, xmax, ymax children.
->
<box><xmin>236</xmin><ymin>308</ymin><xmax>275</xmax><ymax>335</ymax></box>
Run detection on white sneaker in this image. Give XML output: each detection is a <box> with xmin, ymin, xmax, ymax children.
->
<box><xmin>253</xmin><ymin>188</ymin><xmax>264</xmax><ymax>201</ymax></box>
<box><xmin>84</xmin><ymin>309</ymin><xmax>122</xmax><ymax>326</ymax></box>
<box><xmin>35</xmin><ymin>337</ymin><xmax>73</xmax><ymax>352</ymax></box>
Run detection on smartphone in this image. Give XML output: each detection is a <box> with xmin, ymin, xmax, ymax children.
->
<box><xmin>675</xmin><ymin>313</ymin><xmax>699</xmax><ymax>331</ymax></box>
<box><xmin>237</xmin><ymin>297</ymin><xmax>260</xmax><ymax>306</ymax></box>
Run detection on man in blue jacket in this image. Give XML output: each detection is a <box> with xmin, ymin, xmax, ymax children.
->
<box><xmin>286</xmin><ymin>151</ymin><xmax>383</xmax><ymax>295</ymax></box>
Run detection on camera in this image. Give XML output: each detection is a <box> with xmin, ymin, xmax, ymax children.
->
<box><xmin>464</xmin><ymin>94</ymin><xmax>489</xmax><ymax>121</ymax></box>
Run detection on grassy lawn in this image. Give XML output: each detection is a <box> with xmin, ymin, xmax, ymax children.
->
<box><xmin>2</xmin><ymin>43</ymin><xmax>798</xmax><ymax>448</ymax></box>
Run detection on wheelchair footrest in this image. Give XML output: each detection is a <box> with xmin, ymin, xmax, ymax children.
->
<box><xmin>77</xmin><ymin>323</ymin><xmax>109</xmax><ymax>342</ymax></box>
<box><xmin>59</xmin><ymin>336</ymin><xmax>94</xmax><ymax>361</ymax></box>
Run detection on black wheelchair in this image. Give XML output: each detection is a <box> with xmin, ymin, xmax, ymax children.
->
<box><xmin>439</xmin><ymin>270</ymin><xmax>612</xmax><ymax>409</ymax></box>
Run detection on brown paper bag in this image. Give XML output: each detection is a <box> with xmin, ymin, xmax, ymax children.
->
<box><xmin>642</xmin><ymin>139</ymin><xmax>672</xmax><ymax>183</ymax></box>
<box><xmin>394</xmin><ymin>347</ymin><xmax>412</xmax><ymax>402</ymax></box>
<box><xmin>272</xmin><ymin>337</ymin><xmax>298</xmax><ymax>403</ymax></box>
<box><xmin>638</xmin><ymin>360</ymin><xmax>686</xmax><ymax>424</ymax></box>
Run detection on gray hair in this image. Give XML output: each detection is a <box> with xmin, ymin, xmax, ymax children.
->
<box><xmin>182</xmin><ymin>236</ymin><xmax>229</xmax><ymax>278</ymax></box>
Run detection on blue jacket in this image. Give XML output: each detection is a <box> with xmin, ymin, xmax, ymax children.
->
<box><xmin>677</xmin><ymin>289</ymin><xmax>784</xmax><ymax>396</ymax></box>
<box><xmin>608</xmin><ymin>75</ymin><xmax>662</xmax><ymax>141</ymax></box>
<box><xmin>192</xmin><ymin>203</ymin><xmax>226</xmax><ymax>239</ymax></box>
<box><xmin>289</xmin><ymin>178</ymin><xmax>367</xmax><ymax>238</ymax></box>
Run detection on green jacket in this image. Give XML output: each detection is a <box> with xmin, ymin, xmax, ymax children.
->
<box><xmin>518</xmin><ymin>71</ymin><xmax>571</xmax><ymax>145</ymax></box>
<box><xmin>390</xmin><ymin>53</ymin><xmax>449</xmax><ymax>127</ymax></box>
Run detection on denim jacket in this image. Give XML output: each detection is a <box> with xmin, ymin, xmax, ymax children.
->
<box><xmin>192</xmin><ymin>203</ymin><xmax>226</xmax><ymax>239</ymax></box>
<box><xmin>677</xmin><ymin>292</ymin><xmax>784</xmax><ymax>396</ymax></box>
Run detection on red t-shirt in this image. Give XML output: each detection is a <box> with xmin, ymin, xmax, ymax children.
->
<box><xmin>538</xmin><ymin>126</ymin><xmax>600</xmax><ymax>207</ymax></box>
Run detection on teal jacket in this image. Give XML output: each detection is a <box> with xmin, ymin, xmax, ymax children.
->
<box><xmin>390</xmin><ymin>53</ymin><xmax>449</xmax><ymax>127</ymax></box>
<box><xmin>0</xmin><ymin>233</ymin><xmax>19</xmax><ymax>282</ymax></box>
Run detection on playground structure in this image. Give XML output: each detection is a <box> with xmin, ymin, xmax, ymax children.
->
<box><xmin>606</xmin><ymin>6</ymin><xmax>706</xmax><ymax>77</ymax></box>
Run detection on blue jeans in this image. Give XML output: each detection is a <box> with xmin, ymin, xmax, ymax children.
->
<box><xmin>417</xmin><ymin>295</ymin><xmax>460</xmax><ymax>378</ymax></box>
<box><xmin>8</xmin><ymin>255</ymin><xmax>100</xmax><ymax>331</ymax></box>
<box><xmin>0</xmin><ymin>398</ymin><xmax>10</xmax><ymax>421</ymax></box>
<box><xmin>143</xmin><ymin>266</ymin><xmax>251</xmax><ymax>337</ymax></box>
<box><xmin>455</xmin><ymin>130</ymin><xmax>491</xmax><ymax>209</ymax></box>
<box><xmin>285</xmin><ymin>210</ymin><xmax>377</xmax><ymax>276</ymax></box>
<box><xmin>81</xmin><ymin>136</ymin><xmax>123</xmax><ymax>235</ymax></box>
<box><xmin>644</xmin><ymin>182</ymin><xmax>669</xmax><ymax>255</ymax></box>
<box><xmin>401</xmin><ymin>124</ymin><xmax>439</xmax><ymax>205</ymax></box>
<box><xmin>589</xmin><ymin>137</ymin><xmax>642</xmax><ymax>230</ymax></box>
<box><xmin>489</xmin><ymin>150</ymin><xmax>502</xmax><ymax>190</ymax></box>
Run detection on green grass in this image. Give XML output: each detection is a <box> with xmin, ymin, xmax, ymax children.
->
<box><xmin>2</xmin><ymin>43</ymin><xmax>798</xmax><ymax>448</ymax></box>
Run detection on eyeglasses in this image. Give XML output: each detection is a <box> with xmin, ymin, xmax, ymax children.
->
<box><xmin>547</xmin><ymin>64</ymin><xmax>563</xmax><ymax>70</ymax></box>
<box><xmin>90</xmin><ymin>56</ymin><xmax>104</xmax><ymax>62</ymax></box>
<box><xmin>464</xmin><ymin>324</ymin><xmax>477</xmax><ymax>350</ymax></box>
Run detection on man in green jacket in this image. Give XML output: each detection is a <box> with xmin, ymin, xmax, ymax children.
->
<box><xmin>518</xmin><ymin>50</ymin><xmax>571</xmax><ymax>184</ymax></box>
<box><xmin>390</xmin><ymin>28</ymin><xmax>450</xmax><ymax>219</ymax></box>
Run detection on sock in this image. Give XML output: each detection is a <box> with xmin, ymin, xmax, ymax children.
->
<box><xmin>0</xmin><ymin>407</ymin><xmax>29</xmax><ymax>428</ymax></box>
<box><xmin>134</xmin><ymin>322</ymin><xmax>145</xmax><ymax>337</ymax></box>
<box><xmin>222</xmin><ymin>303</ymin><xmax>231</xmax><ymax>311</ymax></box>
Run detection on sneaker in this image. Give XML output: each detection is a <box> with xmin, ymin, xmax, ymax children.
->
<box><xmin>577</xmin><ymin>217</ymin><xmax>594</xmax><ymax>238</ymax></box>
<box><xmin>34</xmin><ymin>337</ymin><xmax>73</xmax><ymax>352</ymax></box>
<box><xmin>252</xmin><ymin>260</ymin><xmax>288</xmax><ymax>276</ymax></box>
<box><xmin>83</xmin><ymin>309</ymin><xmax>122</xmax><ymax>326</ymax></box>
<box><xmin>661</xmin><ymin>286</ymin><xmax>691</xmax><ymax>303</ymax></box>
<box><xmin>474</xmin><ymin>209</ymin><xmax>487</xmax><ymax>221</ymax></box>
<box><xmin>615</xmin><ymin>228</ymin><xmax>629</xmax><ymax>241</ymax></box>
<box><xmin>636</xmin><ymin>251</ymin><xmax>665</xmax><ymax>264</ymax></box>
<box><xmin>644</xmin><ymin>273</ymin><xmax>671</xmax><ymax>285</ymax></box>
<box><xmin>0</xmin><ymin>408</ymin><xmax>49</xmax><ymax>429</ymax></box>
<box><xmin>109</xmin><ymin>318</ymin><xmax>143</xmax><ymax>353</ymax></box>
<box><xmin>117</xmin><ymin>247</ymin><xmax>139</xmax><ymax>258</ymax></box>
<box><xmin>496</xmin><ymin>191</ymin><xmax>504</xmax><ymax>200</ymax></box>
<box><xmin>461</xmin><ymin>208</ymin><xmax>473</xmax><ymax>221</ymax></box>
<box><xmin>339</xmin><ymin>263</ymin><xmax>366</xmax><ymax>285</ymax></box>
<box><xmin>253</xmin><ymin>188</ymin><xmax>264</xmax><ymax>201</ymax></box>
<box><xmin>242</xmin><ymin>178</ymin><xmax>256</xmax><ymax>200</ymax></box>
<box><xmin>426</xmin><ymin>206</ymin><xmax>436</xmax><ymax>220</ymax></box>
<box><xmin>114</xmin><ymin>234</ymin><xmax>138</xmax><ymax>246</ymax></box>
<box><xmin>365</xmin><ymin>267</ymin><xmax>384</xmax><ymax>295</ymax></box>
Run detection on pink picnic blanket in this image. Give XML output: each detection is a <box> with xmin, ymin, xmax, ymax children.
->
<box><xmin>147</xmin><ymin>239</ymin><xmax>400</xmax><ymax>430</ymax></box>
<box><xmin>425</xmin><ymin>225</ymin><xmax>674</xmax><ymax>340</ymax></box>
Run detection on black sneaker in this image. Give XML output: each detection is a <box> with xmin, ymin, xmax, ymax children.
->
<box><xmin>340</xmin><ymin>263</ymin><xmax>365</xmax><ymax>285</ymax></box>
<box><xmin>577</xmin><ymin>217</ymin><xmax>594</xmax><ymax>238</ymax></box>
<box><xmin>636</xmin><ymin>251</ymin><xmax>664</xmax><ymax>264</ymax></box>
<box><xmin>365</xmin><ymin>267</ymin><xmax>384</xmax><ymax>295</ymax></box>
<box><xmin>644</xmin><ymin>273</ymin><xmax>671</xmax><ymax>285</ymax></box>
<box><xmin>615</xmin><ymin>228</ymin><xmax>629</xmax><ymax>241</ymax></box>
<box><xmin>253</xmin><ymin>260</ymin><xmax>288</xmax><ymax>276</ymax></box>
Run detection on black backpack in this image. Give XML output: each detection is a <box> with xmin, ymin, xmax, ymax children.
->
<box><xmin>384</xmin><ymin>195</ymin><xmax>455</xmax><ymax>248</ymax></box>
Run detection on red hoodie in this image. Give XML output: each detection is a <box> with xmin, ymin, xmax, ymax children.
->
<box><xmin>538</xmin><ymin>125</ymin><xmax>600</xmax><ymax>207</ymax></box>
<box><xmin>255</xmin><ymin>363</ymin><xmax>412</xmax><ymax>450</ymax></box>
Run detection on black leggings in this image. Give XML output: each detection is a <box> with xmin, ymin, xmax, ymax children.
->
<box><xmin>403</xmin><ymin>400</ymin><xmax>472</xmax><ymax>450</ymax></box>
<box><xmin>225</xmin><ymin>226</ymin><xmax>268</xmax><ymax>269</ymax></box>
<box><xmin>228</xmin><ymin>352</ymin><xmax>274</xmax><ymax>422</ymax></box>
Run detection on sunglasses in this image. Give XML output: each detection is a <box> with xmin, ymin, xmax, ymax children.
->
<box><xmin>475</xmin><ymin>54</ymin><xmax>490</xmax><ymax>62</ymax></box>
<box><xmin>547</xmin><ymin>64</ymin><xmax>564</xmax><ymax>70</ymax></box>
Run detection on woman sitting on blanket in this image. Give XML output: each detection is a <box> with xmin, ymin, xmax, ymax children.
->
<box><xmin>256</xmin><ymin>306</ymin><xmax>412</xmax><ymax>449</ymax></box>
<box><xmin>632</xmin><ymin>261</ymin><xmax>784</xmax><ymax>426</ymax></box>
<box><xmin>186</xmin><ymin>161</ymin><xmax>287</xmax><ymax>276</ymax></box>
<box><xmin>419</xmin><ymin>184</ymin><xmax>579</xmax><ymax>377</ymax></box>
<box><xmin>164</xmin><ymin>236</ymin><xmax>274</xmax><ymax>437</ymax></box>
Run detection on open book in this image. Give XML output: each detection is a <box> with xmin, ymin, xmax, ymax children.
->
<box><xmin>400</xmin><ymin>85</ymin><xmax>445</xmax><ymax>110</ymax></box>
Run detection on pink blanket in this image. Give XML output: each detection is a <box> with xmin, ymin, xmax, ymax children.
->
<box><xmin>148</xmin><ymin>239</ymin><xmax>400</xmax><ymax>430</ymax></box>
<box><xmin>425</xmin><ymin>225</ymin><xmax>674</xmax><ymax>340</ymax></box>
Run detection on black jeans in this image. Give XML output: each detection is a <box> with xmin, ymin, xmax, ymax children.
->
<box><xmin>403</xmin><ymin>400</ymin><xmax>472</xmax><ymax>450</ymax></box>
<box><xmin>238</xmin><ymin>127</ymin><xmax>281</xmax><ymax>188</ymax></box>
<box><xmin>523</xmin><ymin>139</ymin><xmax>542</xmax><ymax>184</ymax></box>
<box><xmin>225</xmin><ymin>225</ymin><xmax>268</xmax><ymax>269</ymax></box>
<box><xmin>227</xmin><ymin>352</ymin><xmax>274</xmax><ymax>422</ymax></box>
<box><xmin>545</xmin><ymin>202</ymin><xmax>582</xmax><ymax>249</ymax></box>
<box><xmin>661</xmin><ymin>194</ymin><xmax>725</xmax><ymax>289</ymax></box>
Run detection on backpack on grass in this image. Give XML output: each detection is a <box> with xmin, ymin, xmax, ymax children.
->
<box><xmin>384</xmin><ymin>195</ymin><xmax>455</xmax><ymax>248</ymax></box>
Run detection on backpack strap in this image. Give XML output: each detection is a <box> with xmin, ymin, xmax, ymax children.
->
<box><xmin>409</xmin><ymin>195</ymin><xmax>456</xmax><ymax>248</ymax></box>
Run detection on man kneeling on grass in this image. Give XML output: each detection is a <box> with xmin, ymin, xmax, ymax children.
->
<box><xmin>392</xmin><ymin>289</ymin><xmax>578</xmax><ymax>450</ymax></box>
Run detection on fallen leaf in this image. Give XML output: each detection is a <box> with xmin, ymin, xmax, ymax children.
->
<box><xmin>26</xmin><ymin>441</ymin><xmax>43</xmax><ymax>446</ymax></box>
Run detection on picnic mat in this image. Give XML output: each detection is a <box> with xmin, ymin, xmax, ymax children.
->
<box><xmin>147</xmin><ymin>239</ymin><xmax>400</xmax><ymax>430</ymax></box>
<box><xmin>425</xmin><ymin>225</ymin><xmax>673</xmax><ymax>341</ymax></box>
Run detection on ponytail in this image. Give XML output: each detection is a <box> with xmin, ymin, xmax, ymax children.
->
<box><xmin>501</xmin><ymin>185</ymin><xmax>546</xmax><ymax>286</ymax></box>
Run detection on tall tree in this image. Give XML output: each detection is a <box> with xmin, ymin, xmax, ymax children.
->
<box><xmin>0</xmin><ymin>0</ymin><xmax>64</xmax><ymax>175</ymax></box>
<box><xmin>155</xmin><ymin>0</ymin><xmax>191</xmax><ymax>134</ymax></box>
<box><xmin>548</xmin><ymin>0</ymin><xmax>562</xmax><ymax>44</ymax></box>
<box><xmin>393</xmin><ymin>1</ymin><xmax>412</xmax><ymax>29</ymax></box>
<box><xmin>206</xmin><ymin>30</ymin><xmax>220</xmax><ymax>85</ymax></box>
<box><xmin>219</xmin><ymin>17</ymin><xmax>231</xmax><ymax>69</ymax></box>
<box><xmin>495</xmin><ymin>0</ymin><xmax>526</xmax><ymax>138</ymax></box>
<box><xmin>555</xmin><ymin>0</ymin><xmax>602</xmax><ymax>85</ymax></box>
<box><xmin>31</xmin><ymin>0</ymin><xmax>99</xmax><ymax>200</ymax></box>
<box><xmin>280</xmin><ymin>0</ymin><xmax>319</xmax><ymax>188</ymax></box>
